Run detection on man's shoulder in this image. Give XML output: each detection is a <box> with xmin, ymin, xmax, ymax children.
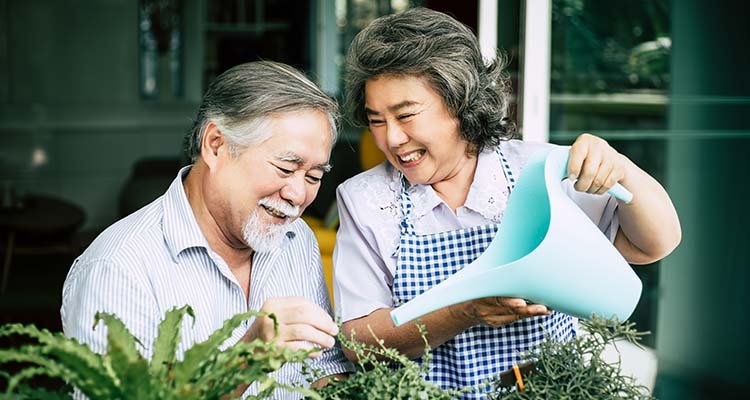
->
<box><xmin>78</xmin><ymin>197</ymin><xmax>166</xmax><ymax>268</ymax></box>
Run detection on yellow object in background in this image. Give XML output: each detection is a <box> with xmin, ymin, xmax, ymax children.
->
<box><xmin>305</xmin><ymin>130</ymin><xmax>385</xmax><ymax>305</ymax></box>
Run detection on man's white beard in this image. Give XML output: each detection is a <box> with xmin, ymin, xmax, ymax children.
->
<box><xmin>242</xmin><ymin>197</ymin><xmax>299</xmax><ymax>253</ymax></box>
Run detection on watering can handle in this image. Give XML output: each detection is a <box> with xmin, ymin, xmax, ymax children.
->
<box><xmin>560</xmin><ymin>148</ymin><xmax>633</xmax><ymax>204</ymax></box>
<box><xmin>606</xmin><ymin>183</ymin><xmax>633</xmax><ymax>204</ymax></box>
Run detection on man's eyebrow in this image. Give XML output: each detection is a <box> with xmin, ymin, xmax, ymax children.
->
<box><xmin>276</xmin><ymin>154</ymin><xmax>332</xmax><ymax>173</ymax></box>
<box><xmin>365</xmin><ymin>100</ymin><xmax>420</xmax><ymax>116</ymax></box>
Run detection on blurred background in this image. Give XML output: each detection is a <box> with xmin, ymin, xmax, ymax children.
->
<box><xmin>0</xmin><ymin>0</ymin><xmax>747</xmax><ymax>398</ymax></box>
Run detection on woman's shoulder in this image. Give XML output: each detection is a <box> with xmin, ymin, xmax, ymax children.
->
<box><xmin>501</xmin><ymin>138</ymin><xmax>559</xmax><ymax>156</ymax></box>
<box><xmin>337</xmin><ymin>162</ymin><xmax>402</xmax><ymax>219</ymax></box>
<box><xmin>500</xmin><ymin>139</ymin><xmax>562</xmax><ymax>172</ymax></box>
<box><xmin>339</xmin><ymin>162</ymin><xmax>398</xmax><ymax>194</ymax></box>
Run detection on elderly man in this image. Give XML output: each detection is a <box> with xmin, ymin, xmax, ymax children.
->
<box><xmin>61</xmin><ymin>61</ymin><xmax>352</xmax><ymax>398</ymax></box>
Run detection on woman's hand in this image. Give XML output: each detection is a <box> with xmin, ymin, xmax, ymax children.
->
<box><xmin>450</xmin><ymin>297</ymin><xmax>551</xmax><ymax>328</ymax></box>
<box><xmin>567</xmin><ymin>133</ymin><xmax>630</xmax><ymax>195</ymax></box>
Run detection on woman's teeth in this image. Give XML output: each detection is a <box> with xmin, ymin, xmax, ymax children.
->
<box><xmin>399</xmin><ymin>150</ymin><xmax>424</xmax><ymax>163</ymax></box>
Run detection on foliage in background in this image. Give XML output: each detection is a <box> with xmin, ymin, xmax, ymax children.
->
<box><xmin>489</xmin><ymin>315</ymin><xmax>654</xmax><ymax>400</ymax></box>
<box><xmin>551</xmin><ymin>0</ymin><xmax>670</xmax><ymax>93</ymax></box>
<box><xmin>0</xmin><ymin>306</ymin><xmax>316</xmax><ymax>400</ymax></box>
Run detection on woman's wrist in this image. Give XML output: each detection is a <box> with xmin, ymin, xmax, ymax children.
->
<box><xmin>446</xmin><ymin>301</ymin><xmax>477</xmax><ymax>329</ymax></box>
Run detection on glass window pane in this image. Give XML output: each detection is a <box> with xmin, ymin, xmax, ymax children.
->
<box><xmin>548</xmin><ymin>0</ymin><xmax>672</xmax><ymax>345</ymax></box>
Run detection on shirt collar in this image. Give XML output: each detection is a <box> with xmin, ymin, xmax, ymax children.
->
<box><xmin>162</xmin><ymin>166</ymin><xmax>211</xmax><ymax>261</ymax></box>
<box><xmin>407</xmin><ymin>147</ymin><xmax>510</xmax><ymax>222</ymax></box>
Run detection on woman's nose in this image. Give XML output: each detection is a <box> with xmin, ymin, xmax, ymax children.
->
<box><xmin>385</xmin><ymin>123</ymin><xmax>409</xmax><ymax>148</ymax></box>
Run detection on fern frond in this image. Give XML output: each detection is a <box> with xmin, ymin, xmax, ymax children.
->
<box><xmin>150</xmin><ymin>305</ymin><xmax>194</xmax><ymax>380</ymax></box>
<box><xmin>172</xmin><ymin>310</ymin><xmax>270</xmax><ymax>387</ymax></box>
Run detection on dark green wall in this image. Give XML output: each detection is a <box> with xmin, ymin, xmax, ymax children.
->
<box><xmin>658</xmin><ymin>0</ymin><xmax>750</xmax><ymax>397</ymax></box>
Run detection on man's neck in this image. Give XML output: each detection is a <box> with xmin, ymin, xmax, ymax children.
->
<box><xmin>183</xmin><ymin>162</ymin><xmax>253</xmax><ymax>294</ymax></box>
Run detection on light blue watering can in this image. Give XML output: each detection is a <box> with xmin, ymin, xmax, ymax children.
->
<box><xmin>390</xmin><ymin>147</ymin><xmax>642</xmax><ymax>326</ymax></box>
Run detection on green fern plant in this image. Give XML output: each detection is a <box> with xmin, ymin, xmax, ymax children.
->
<box><xmin>0</xmin><ymin>306</ymin><xmax>319</xmax><ymax>400</ymax></box>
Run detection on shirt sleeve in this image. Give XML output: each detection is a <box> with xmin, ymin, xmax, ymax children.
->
<box><xmin>61</xmin><ymin>258</ymin><xmax>160</xmax><ymax>358</ymax></box>
<box><xmin>301</xmin><ymin>229</ymin><xmax>354</xmax><ymax>377</ymax></box>
<box><xmin>333</xmin><ymin>183</ymin><xmax>395</xmax><ymax>322</ymax></box>
<box><xmin>562</xmin><ymin>180</ymin><xmax>620</xmax><ymax>242</ymax></box>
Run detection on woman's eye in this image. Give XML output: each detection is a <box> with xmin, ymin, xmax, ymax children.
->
<box><xmin>368</xmin><ymin>119</ymin><xmax>385</xmax><ymax>126</ymax></box>
<box><xmin>398</xmin><ymin>113</ymin><xmax>415</xmax><ymax>120</ymax></box>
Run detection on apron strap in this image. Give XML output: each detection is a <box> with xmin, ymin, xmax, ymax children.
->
<box><xmin>397</xmin><ymin>175</ymin><xmax>416</xmax><ymax>236</ymax></box>
<box><xmin>497</xmin><ymin>143</ymin><xmax>516</xmax><ymax>192</ymax></box>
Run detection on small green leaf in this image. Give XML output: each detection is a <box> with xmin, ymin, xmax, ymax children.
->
<box><xmin>150</xmin><ymin>305</ymin><xmax>194</xmax><ymax>380</ymax></box>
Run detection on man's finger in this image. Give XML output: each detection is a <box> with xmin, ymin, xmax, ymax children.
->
<box><xmin>264</xmin><ymin>297</ymin><xmax>339</xmax><ymax>336</ymax></box>
<box><xmin>281</xmin><ymin>340</ymin><xmax>324</xmax><ymax>358</ymax></box>
<box><xmin>280</xmin><ymin>323</ymin><xmax>336</xmax><ymax>349</ymax></box>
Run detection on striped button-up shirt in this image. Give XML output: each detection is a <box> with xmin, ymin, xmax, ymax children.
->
<box><xmin>61</xmin><ymin>167</ymin><xmax>352</xmax><ymax>399</ymax></box>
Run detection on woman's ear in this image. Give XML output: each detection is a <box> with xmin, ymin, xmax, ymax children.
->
<box><xmin>201</xmin><ymin>122</ymin><xmax>226</xmax><ymax>169</ymax></box>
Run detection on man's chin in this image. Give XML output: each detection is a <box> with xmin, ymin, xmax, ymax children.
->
<box><xmin>243</xmin><ymin>226</ymin><xmax>289</xmax><ymax>253</ymax></box>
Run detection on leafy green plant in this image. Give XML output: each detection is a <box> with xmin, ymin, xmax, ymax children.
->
<box><xmin>311</xmin><ymin>324</ymin><xmax>474</xmax><ymax>399</ymax></box>
<box><xmin>0</xmin><ymin>306</ymin><xmax>317</xmax><ymax>400</ymax></box>
<box><xmin>313</xmin><ymin>316</ymin><xmax>653</xmax><ymax>400</ymax></box>
<box><xmin>488</xmin><ymin>315</ymin><xmax>654</xmax><ymax>400</ymax></box>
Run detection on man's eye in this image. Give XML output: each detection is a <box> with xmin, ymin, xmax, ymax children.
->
<box><xmin>305</xmin><ymin>175</ymin><xmax>322</xmax><ymax>184</ymax></box>
<box><xmin>368</xmin><ymin>119</ymin><xmax>385</xmax><ymax>126</ymax></box>
<box><xmin>397</xmin><ymin>113</ymin><xmax>415</xmax><ymax>120</ymax></box>
<box><xmin>276</xmin><ymin>166</ymin><xmax>294</xmax><ymax>175</ymax></box>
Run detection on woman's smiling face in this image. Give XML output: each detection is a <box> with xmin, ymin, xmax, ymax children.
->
<box><xmin>364</xmin><ymin>74</ymin><xmax>471</xmax><ymax>186</ymax></box>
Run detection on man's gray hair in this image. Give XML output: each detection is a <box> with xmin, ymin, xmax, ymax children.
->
<box><xmin>185</xmin><ymin>61</ymin><xmax>339</xmax><ymax>162</ymax></box>
<box><xmin>344</xmin><ymin>7</ymin><xmax>515</xmax><ymax>155</ymax></box>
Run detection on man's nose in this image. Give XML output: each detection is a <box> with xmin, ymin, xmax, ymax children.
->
<box><xmin>280</xmin><ymin>174</ymin><xmax>306</xmax><ymax>207</ymax></box>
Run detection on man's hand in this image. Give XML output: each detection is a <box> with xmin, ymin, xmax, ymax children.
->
<box><xmin>244</xmin><ymin>296</ymin><xmax>338</xmax><ymax>358</ymax></box>
<box><xmin>450</xmin><ymin>297</ymin><xmax>551</xmax><ymax>328</ymax></box>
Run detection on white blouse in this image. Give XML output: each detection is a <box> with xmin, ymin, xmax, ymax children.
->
<box><xmin>333</xmin><ymin>139</ymin><xmax>620</xmax><ymax>322</ymax></box>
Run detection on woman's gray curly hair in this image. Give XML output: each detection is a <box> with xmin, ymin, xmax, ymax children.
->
<box><xmin>344</xmin><ymin>7</ymin><xmax>516</xmax><ymax>155</ymax></box>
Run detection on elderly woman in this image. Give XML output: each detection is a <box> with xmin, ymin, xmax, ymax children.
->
<box><xmin>333</xmin><ymin>7</ymin><xmax>681</xmax><ymax>397</ymax></box>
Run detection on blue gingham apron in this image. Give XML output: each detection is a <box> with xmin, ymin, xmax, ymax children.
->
<box><xmin>391</xmin><ymin>147</ymin><xmax>576</xmax><ymax>398</ymax></box>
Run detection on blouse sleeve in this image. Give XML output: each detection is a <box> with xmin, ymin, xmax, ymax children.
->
<box><xmin>333</xmin><ymin>182</ymin><xmax>395</xmax><ymax>322</ymax></box>
<box><xmin>562</xmin><ymin>180</ymin><xmax>620</xmax><ymax>242</ymax></box>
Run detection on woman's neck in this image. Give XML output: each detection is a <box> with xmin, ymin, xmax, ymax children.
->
<box><xmin>431</xmin><ymin>155</ymin><xmax>478</xmax><ymax>213</ymax></box>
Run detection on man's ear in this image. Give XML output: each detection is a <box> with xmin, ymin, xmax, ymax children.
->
<box><xmin>201</xmin><ymin>122</ymin><xmax>226</xmax><ymax>170</ymax></box>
